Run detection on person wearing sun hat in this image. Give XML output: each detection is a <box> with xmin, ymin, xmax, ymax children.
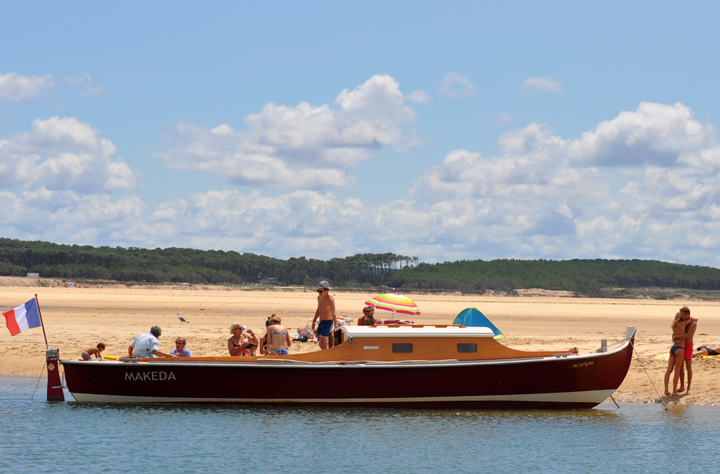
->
<box><xmin>312</xmin><ymin>280</ymin><xmax>337</xmax><ymax>350</ymax></box>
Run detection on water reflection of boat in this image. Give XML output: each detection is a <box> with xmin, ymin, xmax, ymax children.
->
<box><xmin>61</xmin><ymin>325</ymin><xmax>635</xmax><ymax>409</ymax></box>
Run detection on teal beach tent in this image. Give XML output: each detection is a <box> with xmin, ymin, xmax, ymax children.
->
<box><xmin>453</xmin><ymin>307</ymin><xmax>504</xmax><ymax>339</ymax></box>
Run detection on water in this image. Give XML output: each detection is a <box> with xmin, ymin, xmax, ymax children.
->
<box><xmin>0</xmin><ymin>377</ymin><xmax>717</xmax><ymax>473</ymax></box>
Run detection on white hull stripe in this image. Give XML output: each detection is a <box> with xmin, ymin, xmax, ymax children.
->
<box><xmin>70</xmin><ymin>389</ymin><xmax>615</xmax><ymax>404</ymax></box>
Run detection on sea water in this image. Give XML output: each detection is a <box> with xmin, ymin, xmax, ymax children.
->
<box><xmin>0</xmin><ymin>376</ymin><xmax>717</xmax><ymax>473</ymax></box>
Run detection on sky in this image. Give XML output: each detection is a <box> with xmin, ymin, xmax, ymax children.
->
<box><xmin>2</xmin><ymin>1</ymin><xmax>720</xmax><ymax>266</ymax></box>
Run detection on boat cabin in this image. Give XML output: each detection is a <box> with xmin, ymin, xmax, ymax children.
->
<box><xmin>264</xmin><ymin>324</ymin><xmax>575</xmax><ymax>363</ymax></box>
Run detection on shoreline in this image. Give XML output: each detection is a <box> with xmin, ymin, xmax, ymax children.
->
<box><xmin>2</xmin><ymin>284</ymin><xmax>719</xmax><ymax>406</ymax></box>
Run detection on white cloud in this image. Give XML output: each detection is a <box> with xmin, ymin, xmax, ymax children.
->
<box><xmin>486</xmin><ymin>111</ymin><xmax>514</xmax><ymax>125</ymax></box>
<box><xmin>154</xmin><ymin>75</ymin><xmax>417</xmax><ymax>189</ymax></box>
<box><xmin>0</xmin><ymin>72</ymin><xmax>54</xmax><ymax>102</ymax></box>
<box><xmin>438</xmin><ymin>72</ymin><xmax>478</xmax><ymax>98</ymax></box>
<box><xmin>5</xmin><ymin>100</ymin><xmax>720</xmax><ymax>268</ymax></box>
<box><xmin>64</xmin><ymin>74</ymin><xmax>93</xmax><ymax>87</ymax></box>
<box><xmin>211</xmin><ymin>124</ymin><xmax>234</xmax><ymax>136</ymax></box>
<box><xmin>64</xmin><ymin>73</ymin><xmax>108</xmax><ymax>97</ymax></box>
<box><xmin>408</xmin><ymin>102</ymin><xmax>720</xmax><ymax>264</ymax></box>
<box><xmin>0</xmin><ymin>116</ymin><xmax>139</xmax><ymax>192</ymax></box>
<box><xmin>407</xmin><ymin>90</ymin><xmax>430</xmax><ymax>104</ymax></box>
<box><xmin>522</xmin><ymin>76</ymin><xmax>563</xmax><ymax>93</ymax></box>
<box><xmin>568</xmin><ymin>102</ymin><xmax>715</xmax><ymax>166</ymax></box>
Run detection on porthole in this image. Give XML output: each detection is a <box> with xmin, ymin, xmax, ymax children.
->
<box><xmin>457</xmin><ymin>343</ymin><xmax>477</xmax><ymax>353</ymax></box>
<box><xmin>392</xmin><ymin>343</ymin><xmax>413</xmax><ymax>353</ymax></box>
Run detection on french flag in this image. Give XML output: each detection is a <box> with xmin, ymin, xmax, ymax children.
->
<box><xmin>3</xmin><ymin>298</ymin><xmax>41</xmax><ymax>336</ymax></box>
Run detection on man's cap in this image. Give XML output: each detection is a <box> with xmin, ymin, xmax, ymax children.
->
<box><xmin>318</xmin><ymin>280</ymin><xmax>331</xmax><ymax>290</ymax></box>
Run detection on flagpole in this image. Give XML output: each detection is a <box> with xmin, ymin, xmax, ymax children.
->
<box><xmin>34</xmin><ymin>294</ymin><xmax>49</xmax><ymax>350</ymax></box>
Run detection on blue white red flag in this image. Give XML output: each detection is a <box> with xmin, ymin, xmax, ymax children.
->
<box><xmin>3</xmin><ymin>298</ymin><xmax>41</xmax><ymax>336</ymax></box>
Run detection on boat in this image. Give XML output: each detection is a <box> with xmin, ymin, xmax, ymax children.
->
<box><xmin>60</xmin><ymin>325</ymin><xmax>636</xmax><ymax>409</ymax></box>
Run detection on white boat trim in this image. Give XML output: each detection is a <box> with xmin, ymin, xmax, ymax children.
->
<box><xmin>70</xmin><ymin>389</ymin><xmax>616</xmax><ymax>404</ymax></box>
<box><xmin>341</xmin><ymin>325</ymin><xmax>496</xmax><ymax>338</ymax></box>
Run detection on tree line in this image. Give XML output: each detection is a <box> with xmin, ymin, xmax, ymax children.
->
<box><xmin>0</xmin><ymin>238</ymin><xmax>413</xmax><ymax>286</ymax></box>
<box><xmin>1</xmin><ymin>238</ymin><xmax>720</xmax><ymax>292</ymax></box>
<box><xmin>387</xmin><ymin>258</ymin><xmax>720</xmax><ymax>293</ymax></box>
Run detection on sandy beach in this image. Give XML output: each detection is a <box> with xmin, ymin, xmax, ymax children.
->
<box><xmin>2</xmin><ymin>277</ymin><xmax>719</xmax><ymax>405</ymax></box>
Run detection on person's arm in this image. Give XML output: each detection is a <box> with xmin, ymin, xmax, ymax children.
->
<box><xmin>311</xmin><ymin>305</ymin><xmax>320</xmax><ymax>331</ymax></box>
<box><xmin>330</xmin><ymin>297</ymin><xmax>337</xmax><ymax>327</ymax></box>
<box><xmin>228</xmin><ymin>339</ymin><xmax>241</xmax><ymax>356</ymax></box>
<box><xmin>153</xmin><ymin>350</ymin><xmax>179</xmax><ymax>360</ymax></box>
<box><xmin>128</xmin><ymin>345</ymin><xmax>134</xmax><ymax>358</ymax></box>
<box><xmin>673</xmin><ymin>318</ymin><xmax>697</xmax><ymax>340</ymax></box>
<box><xmin>247</xmin><ymin>330</ymin><xmax>258</xmax><ymax>346</ymax></box>
<box><xmin>285</xmin><ymin>329</ymin><xmax>292</xmax><ymax>347</ymax></box>
<box><xmin>266</xmin><ymin>328</ymin><xmax>274</xmax><ymax>351</ymax></box>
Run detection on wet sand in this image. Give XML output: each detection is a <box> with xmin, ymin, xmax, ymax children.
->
<box><xmin>1</xmin><ymin>279</ymin><xmax>719</xmax><ymax>405</ymax></box>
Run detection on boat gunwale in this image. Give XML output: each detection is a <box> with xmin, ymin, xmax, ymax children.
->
<box><xmin>60</xmin><ymin>336</ymin><xmax>632</xmax><ymax>370</ymax></box>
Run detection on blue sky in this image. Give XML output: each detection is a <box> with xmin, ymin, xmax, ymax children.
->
<box><xmin>2</xmin><ymin>1</ymin><xmax>720</xmax><ymax>265</ymax></box>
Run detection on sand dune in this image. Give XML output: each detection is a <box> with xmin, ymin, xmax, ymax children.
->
<box><xmin>2</xmin><ymin>280</ymin><xmax>719</xmax><ymax>405</ymax></box>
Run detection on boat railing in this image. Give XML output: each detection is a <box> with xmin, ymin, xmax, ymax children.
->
<box><xmin>597</xmin><ymin>326</ymin><xmax>636</xmax><ymax>352</ymax></box>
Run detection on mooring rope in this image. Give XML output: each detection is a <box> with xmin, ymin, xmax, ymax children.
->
<box><xmin>630</xmin><ymin>340</ymin><xmax>668</xmax><ymax>411</ymax></box>
<box><xmin>31</xmin><ymin>362</ymin><xmax>46</xmax><ymax>400</ymax></box>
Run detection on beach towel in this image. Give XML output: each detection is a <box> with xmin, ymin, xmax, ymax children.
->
<box><xmin>653</xmin><ymin>352</ymin><xmax>720</xmax><ymax>360</ymax></box>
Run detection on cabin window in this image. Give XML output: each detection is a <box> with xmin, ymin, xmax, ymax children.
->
<box><xmin>392</xmin><ymin>343</ymin><xmax>413</xmax><ymax>353</ymax></box>
<box><xmin>457</xmin><ymin>343</ymin><xmax>477</xmax><ymax>353</ymax></box>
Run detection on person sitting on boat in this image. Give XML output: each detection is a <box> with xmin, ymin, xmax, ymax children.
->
<box><xmin>258</xmin><ymin>318</ymin><xmax>272</xmax><ymax>355</ymax></box>
<box><xmin>312</xmin><ymin>280</ymin><xmax>337</xmax><ymax>350</ymax></box>
<box><xmin>170</xmin><ymin>337</ymin><xmax>192</xmax><ymax>357</ymax></box>
<box><xmin>128</xmin><ymin>326</ymin><xmax>179</xmax><ymax>360</ymax></box>
<box><xmin>358</xmin><ymin>305</ymin><xmax>376</xmax><ymax>326</ymax></box>
<box><xmin>228</xmin><ymin>323</ymin><xmax>258</xmax><ymax>356</ymax></box>
<box><xmin>693</xmin><ymin>344</ymin><xmax>720</xmax><ymax>357</ymax></box>
<box><xmin>266</xmin><ymin>315</ymin><xmax>291</xmax><ymax>356</ymax></box>
<box><xmin>81</xmin><ymin>342</ymin><xmax>105</xmax><ymax>360</ymax></box>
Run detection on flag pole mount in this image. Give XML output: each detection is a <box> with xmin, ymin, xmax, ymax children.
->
<box><xmin>45</xmin><ymin>348</ymin><xmax>65</xmax><ymax>401</ymax></box>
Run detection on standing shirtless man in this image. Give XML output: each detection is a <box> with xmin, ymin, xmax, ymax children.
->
<box><xmin>312</xmin><ymin>281</ymin><xmax>337</xmax><ymax>350</ymax></box>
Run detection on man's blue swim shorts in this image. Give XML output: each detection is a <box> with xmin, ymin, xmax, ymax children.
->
<box><xmin>317</xmin><ymin>320</ymin><xmax>334</xmax><ymax>337</ymax></box>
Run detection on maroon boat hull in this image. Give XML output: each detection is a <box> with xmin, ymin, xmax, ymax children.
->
<box><xmin>61</xmin><ymin>334</ymin><xmax>634</xmax><ymax>409</ymax></box>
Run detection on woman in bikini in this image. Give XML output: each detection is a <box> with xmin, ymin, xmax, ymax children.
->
<box><xmin>228</xmin><ymin>323</ymin><xmax>258</xmax><ymax>356</ymax></box>
<box><xmin>266</xmin><ymin>314</ymin><xmax>291</xmax><ymax>356</ymax></box>
<box><xmin>663</xmin><ymin>312</ymin><xmax>695</xmax><ymax>396</ymax></box>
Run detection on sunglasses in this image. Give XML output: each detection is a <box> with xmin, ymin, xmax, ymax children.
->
<box><xmin>317</xmin><ymin>289</ymin><xmax>325</xmax><ymax>293</ymax></box>
<box><xmin>363</xmin><ymin>310</ymin><xmax>371</xmax><ymax>313</ymax></box>
<box><xmin>175</xmin><ymin>342</ymin><xmax>185</xmax><ymax>345</ymax></box>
